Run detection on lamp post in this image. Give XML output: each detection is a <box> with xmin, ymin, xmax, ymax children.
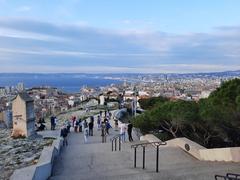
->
<box><xmin>133</xmin><ymin>86</ymin><xmax>138</xmax><ymax>117</ymax></box>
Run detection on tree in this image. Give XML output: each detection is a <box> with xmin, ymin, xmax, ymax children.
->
<box><xmin>138</xmin><ymin>96</ymin><xmax>168</xmax><ymax>110</ymax></box>
<box><xmin>133</xmin><ymin>78</ymin><xmax>240</xmax><ymax>148</ymax></box>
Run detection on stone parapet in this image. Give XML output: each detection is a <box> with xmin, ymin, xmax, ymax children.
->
<box><xmin>141</xmin><ymin>134</ymin><xmax>240</xmax><ymax>162</ymax></box>
<box><xmin>140</xmin><ymin>134</ymin><xmax>162</xmax><ymax>143</ymax></box>
<box><xmin>10</xmin><ymin>137</ymin><xmax>63</xmax><ymax>180</ymax></box>
<box><xmin>200</xmin><ymin>147</ymin><xmax>240</xmax><ymax>162</ymax></box>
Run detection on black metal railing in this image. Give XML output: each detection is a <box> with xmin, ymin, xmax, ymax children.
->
<box><xmin>215</xmin><ymin>173</ymin><xmax>240</xmax><ymax>180</ymax></box>
<box><xmin>110</xmin><ymin>134</ymin><xmax>122</xmax><ymax>151</ymax></box>
<box><xmin>131</xmin><ymin>141</ymin><xmax>167</xmax><ymax>172</ymax></box>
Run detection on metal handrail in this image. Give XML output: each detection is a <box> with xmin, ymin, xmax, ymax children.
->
<box><xmin>131</xmin><ymin>141</ymin><xmax>167</xmax><ymax>148</ymax></box>
<box><xmin>215</xmin><ymin>173</ymin><xmax>240</xmax><ymax>180</ymax></box>
<box><xmin>215</xmin><ymin>175</ymin><xmax>228</xmax><ymax>180</ymax></box>
<box><xmin>110</xmin><ymin>134</ymin><xmax>121</xmax><ymax>141</ymax></box>
<box><xmin>227</xmin><ymin>173</ymin><xmax>240</xmax><ymax>180</ymax></box>
<box><xmin>131</xmin><ymin>141</ymin><xmax>167</xmax><ymax>172</ymax></box>
<box><xmin>110</xmin><ymin>134</ymin><xmax>122</xmax><ymax>151</ymax></box>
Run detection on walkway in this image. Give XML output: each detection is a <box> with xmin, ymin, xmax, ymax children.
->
<box><xmin>50</xmin><ymin>114</ymin><xmax>240</xmax><ymax>180</ymax></box>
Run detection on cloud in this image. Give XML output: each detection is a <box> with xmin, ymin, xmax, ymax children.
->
<box><xmin>0</xmin><ymin>47</ymin><xmax>161</xmax><ymax>58</ymax></box>
<box><xmin>0</xmin><ymin>27</ymin><xmax>65</xmax><ymax>42</ymax></box>
<box><xmin>0</xmin><ymin>64</ymin><xmax>240</xmax><ymax>74</ymax></box>
<box><xmin>16</xmin><ymin>6</ymin><xmax>31</xmax><ymax>12</ymax></box>
<box><xmin>0</xmin><ymin>18</ymin><xmax>240</xmax><ymax>73</ymax></box>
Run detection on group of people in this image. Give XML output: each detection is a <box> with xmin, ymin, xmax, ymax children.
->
<box><xmin>99</xmin><ymin>116</ymin><xmax>112</xmax><ymax>143</ymax></box>
<box><xmin>60</xmin><ymin>109</ymin><xmax>134</xmax><ymax>146</ymax></box>
<box><xmin>120</xmin><ymin>121</ymin><xmax>133</xmax><ymax>142</ymax></box>
<box><xmin>50</xmin><ymin>116</ymin><xmax>58</xmax><ymax>130</ymax></box>
<box><xmin>60</xmin><ymin>115</ymin><xmax>97</xmax><ymax>144</ymax></box>
<box><xmin>35</xmin><ymin>117</ymin><xmax>46</xmax><ymax>131</ymax></box>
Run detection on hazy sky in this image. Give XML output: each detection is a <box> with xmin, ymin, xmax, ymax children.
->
<box><xmin>0</xmin><ymin>0</ymin><xmax>240</xmax><ymax>73</ymax></box>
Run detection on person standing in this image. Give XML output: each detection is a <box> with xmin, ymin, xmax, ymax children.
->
<box><xmin>66</xmin><ymin>119</ymin><xmax>71</xmax><ymax>133</ymax></box>
<box><xmin>106</xmin><ymin>120</ymin><xmax>112</xmax><ymax>135</ymax></box>
<box><xmin>127</xmin><ymin>122</ymin><xmax>133</xmax><ymax>142</ymax></box>
<box><xmin>84</xmin><ymin>123</ymin><xmax>89</xmax><ymax>143</ymax></box>
<box><xmin>78</xmin><ymin>118</ymin><xmax>82</xmax><ymax>132</ymax></box>
<box><xmin>54</xmin><ymin>116</ymin><xmax>58</xmax><ymax>129</ymax></box>
<box><xmin>120</xmin><ymin>123</ymin><xmax>126</xmax><ymax>142</ymax></box>
<box><xmin>50</xmin><ymin>116</ymin><xmax>55</xmax><ymax>130</ymax></box>
<box><xmin>74</xmin><ymin>119</ymin><xmax>79</xmax><ymax>132</ymax></box>
<box><xmin>72</xmin><ymin>116</ymin><xmax>76</xmax><ymax>128</ymax></box>
<box><xmin>60</xmin><ymin>125</ymin><xmax>68</xmax><ymax>146</ymax></box>
<box><xmin>114</xmin><ymin>118</ymin><xmax>118</xmax><ymax>131</ymax></box>
<box><xmin>89</xmin><ymin>120</ymin><xmax>94</xmax><ymax>136</ymax></box>
<box><xmin>101</xmin><ymin>121</ymin><xmax>107</xmax><ymax>143</ymax></box>
<box><xmin>97</xmin><ymin>115</ymin><xmax>101</xmax><ymax>130</ymax></box>
<box><xmin>83</xmin><ymin>119</ymin><xmax>88</xmax><ymax>132</ymax></box>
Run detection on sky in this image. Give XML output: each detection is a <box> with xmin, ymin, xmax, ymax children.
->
<box><xmin>0</xmin><ymin>0</ymin><xmax>240</xmax><ymax>73</ymax></box>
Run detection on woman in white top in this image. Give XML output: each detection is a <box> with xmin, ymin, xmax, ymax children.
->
<box><xmin>120</xmin><ymin>123</ymin><xmax>127</xmax><ymax>142</ymax></box>
<box><xmin>84</xmin><ymin>126</ymin><xmax>89</xmax><ymax>143</ymax></box>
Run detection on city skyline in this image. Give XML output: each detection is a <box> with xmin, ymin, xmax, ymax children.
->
<box><xmin>0</xmin><ymin>0</ymin><xmax>240</xmax><ymax>73</ymax></box>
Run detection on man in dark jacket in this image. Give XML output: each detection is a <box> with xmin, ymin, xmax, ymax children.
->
<box><xmin>51</xmin><ymin>116</ymin><xmax>55</xmax><ymax>130</ymax></box>
<box><xmin>88</xmin><ymin>121</ymin><xmax>94</xmax><ymax>136</ymax></box>
<box><xmin>127</xmin><ymin>122</ymin><xmax>133</xmax><ymax>142</ymax></box>
<box><xmin>60</xmin><ymin>126</ymin><xmax>68</xmax><ymax>146</ymax></box>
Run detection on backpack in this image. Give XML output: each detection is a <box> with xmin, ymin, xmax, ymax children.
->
<box><xmin>106</xmin><ymin>122</ymin><xmax>111</xmax><ymax>129</ymax></box>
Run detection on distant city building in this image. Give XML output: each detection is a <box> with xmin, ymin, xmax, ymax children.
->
<box><xmin>5</xmin><ymin>86</ymin><xmax>11</xmax><ymax>94</ymax></box>
<box><xmin>99</xmin><ymin>94</ymin><xmax>105</xmax><ymax>105</ymax></box>
<box><xmin>12</xmin><ymin>92</ymin><xmax>35</xmax><ymax>138</ymax></box>
<box><xmin>0</xmin><ymin>87</ymin><xmax>5</xmax><ymax>97</ymax></box>
<box><xmin>200</xmin><ymin>91</ymin><xmax>211</xmax><ymax>99</ymax></box>
<box><xmin>3</xmin><ymin>110</ymin><xmax>13</xmax><ymax>128</ymax></box>
<box><xmin>16</xmin><ymin>82</ymin><xmax>25</xmax><ymax>92</ymax></box>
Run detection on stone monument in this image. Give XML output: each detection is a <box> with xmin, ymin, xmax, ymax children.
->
<box><xmin>12</xmin><ymin>92</ymin><xmax>35</xmax><ymax>138</ymax></box>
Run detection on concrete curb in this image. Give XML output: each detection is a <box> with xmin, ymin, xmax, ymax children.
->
<box><xmin>10</xmin><ymin>137</ymin><xmax>63</xmax><ymax>180</ymax></box>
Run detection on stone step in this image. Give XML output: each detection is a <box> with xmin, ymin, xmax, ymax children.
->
<box><xmin>49</xmin><ymin>167</ymin><xmax>235</xmax><ymax>180</ymax></box>
<box><xmin>52</xmin><ymin>144</ymin><xmax>240</xmax><ymax>180</ymax></box>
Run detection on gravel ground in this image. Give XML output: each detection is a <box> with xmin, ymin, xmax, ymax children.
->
<box><xmin>0</xmin><ymin>128</ymin><xmax>53</xmax><ymax>180</ymax></box>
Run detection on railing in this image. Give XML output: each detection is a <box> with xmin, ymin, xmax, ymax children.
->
<box><xmin>131</xmin><ymin>141</ymin><xmax>167</xmax><ymax>173</ymax></box>
<box><xmin>215</xmin><ymin>173</ymin><xmax>240</xmax><ymax>180</ymax></box>
<box><xmin>110</xmin><ymin>134</ymin><xmax>122</xmax><ymax>151</ymax></box>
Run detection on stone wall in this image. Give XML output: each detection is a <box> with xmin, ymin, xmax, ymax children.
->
<box><xmin>10</xmin><ymin>137</ymin><xmax>63</xmax><ymax>180</ymax></box>
<box><xmin>166</xmin><ymin>138</ymin><xmax>205</xmax><ymax>160</ymax></box>
<box><xmin>141</xmin><ymin>134</ymin><xmax>240</xmax><ymax>162</ymax></box>
<box><xmin>200</xmin><ymin>147</ymin><xmax>240</xmax><ymax>162</ymax></box>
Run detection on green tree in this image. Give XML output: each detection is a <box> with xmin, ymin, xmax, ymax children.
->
<box><xmin>138</xmin><ymin>96</ymin><xmax>168</xmax><ymax>110</ymax></box>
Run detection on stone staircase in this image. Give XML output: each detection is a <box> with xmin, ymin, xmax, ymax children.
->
<box><xmin>49</xmin><ymin>115</ymin><xmax>240</xmax><ymax>180</ymax></box>
<box><xmin>50</xmin><ymin>136</ymin><xmax>240</xmax><ymax>180</ymax></box>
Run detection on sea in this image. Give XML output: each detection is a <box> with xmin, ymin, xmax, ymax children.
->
<box><xmin>0</xmin><ymin>73</ymin><xmax>123</xmax><ymax>93</ymax></box>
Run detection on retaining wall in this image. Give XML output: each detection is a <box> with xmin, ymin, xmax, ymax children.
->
<box><xmin>141</xmin><ymin>134</ymin><xmax>240</xmax><ymax>162</ymax></box>
<box><xmin>10</xmin><ymin>137</ymin><xmax>63</xmax><ymax>180</ymax></box>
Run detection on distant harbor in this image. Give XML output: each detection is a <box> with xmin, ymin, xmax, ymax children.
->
<box><xmin>0</xmin><ymin>74</ymin><xmax>123</xmax><ymax>93</ymax></box>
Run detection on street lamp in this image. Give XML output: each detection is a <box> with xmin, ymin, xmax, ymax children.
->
<box><xmin>133</xmin><ymin>86</ymin><xmax>138</xmax><ymax>117</ymax></box>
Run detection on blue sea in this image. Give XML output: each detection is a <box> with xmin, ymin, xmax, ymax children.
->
<box><xmin>0</xmin><ymin>73</ymin><xmax>123</xmax><ymax>93</ymax></box>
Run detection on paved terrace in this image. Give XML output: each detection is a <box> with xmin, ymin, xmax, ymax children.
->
<box><xmin>50</xmin><ymin>115</ymin><xmax>240</xmax><ymax>180</ymax></box>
